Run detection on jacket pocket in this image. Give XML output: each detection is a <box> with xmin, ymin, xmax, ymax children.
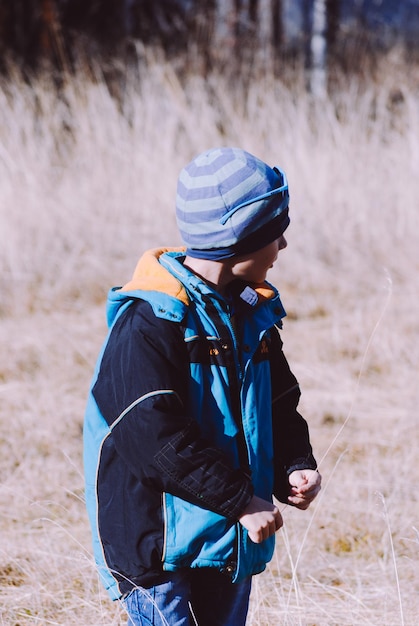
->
<box><xmin>161</xmin><ymin>493</ymin><xmax>236</xmax><ymax>571</ymax></box>
<box><xmin>232</xmin><ymin>523</ymin><xmax>275</xmax><ymax>583</ymax></box>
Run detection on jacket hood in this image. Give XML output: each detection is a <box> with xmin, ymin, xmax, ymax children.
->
<box><xmin>106</xmin><ymin>247</ymin><xmax>189</xmax><ymax>328</ymax></box>
<box><xmin>121</xmin><ymin>247</ymin><xmax>189</xmax><ymax>303</ymax></box>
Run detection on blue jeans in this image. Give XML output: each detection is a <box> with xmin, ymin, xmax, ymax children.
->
<box><xmin>123</xmin><ymin>568</ymin><xmax>252</xmax><ymax>626</ymax></box>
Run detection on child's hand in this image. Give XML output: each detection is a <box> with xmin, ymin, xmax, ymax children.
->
<box><xmin>288</xmin><ymin>469</ymin><xmax>321</xmax><ymax>509</ymax></box>
<box><xmin>238</xmin><ymin>495</ymin><xmax>283</xmax><ymax>543</ymax></box>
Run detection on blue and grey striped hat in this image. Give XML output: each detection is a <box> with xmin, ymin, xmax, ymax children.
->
<box><xmin>176</xmin><ymin>147</ymin><xmax>290</xmax><ymax>260</ymax></box>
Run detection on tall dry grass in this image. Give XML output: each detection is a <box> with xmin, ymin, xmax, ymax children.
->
<box><xmin>0</xmin><ymin>50</ymin><xmax>418</xmax><ymax>624</ymax></box>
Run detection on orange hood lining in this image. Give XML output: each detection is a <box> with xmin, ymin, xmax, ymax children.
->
<box><xmin>120</xmin><ymin>247</ymin><xmax>190</xmax><ymax>306</ymax></box>
<box><xmin>120</xmin><ymin>247</ymin><xmax>276</xmax><ymax>306</ymax></box>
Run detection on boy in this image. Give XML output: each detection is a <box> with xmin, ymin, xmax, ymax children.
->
<box><xmin>84</xmin><ymin>147</ymin><xmax>321</xmax><ymax>625</ymax></box>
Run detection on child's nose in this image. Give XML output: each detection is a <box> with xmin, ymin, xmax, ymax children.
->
<box><xmin>277</xmin><ymin>235</ymin><xmax>287</xmax><ymax>250</ymax></box>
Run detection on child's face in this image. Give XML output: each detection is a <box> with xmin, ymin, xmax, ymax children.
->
<box><xmin>231</xmin><ymin>235</ymin><xmax>287</xmax><ymax>283</ymax></box>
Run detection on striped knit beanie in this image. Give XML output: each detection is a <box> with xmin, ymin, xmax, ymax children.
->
<box><xmin>176</xmin><ymin>147</ymin><xmax>290</xmax><ymax>260</ymax></box>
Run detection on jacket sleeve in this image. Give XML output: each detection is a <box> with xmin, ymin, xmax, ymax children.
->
<box><xmin>92</xmin><ymin>299</ymin><xmax>253</xmax><ymax>521</ymax></box>
<box><xmin>269</xmin><ymin>325</ymin><xmax>317</xmax><ymax>503</ymax></box>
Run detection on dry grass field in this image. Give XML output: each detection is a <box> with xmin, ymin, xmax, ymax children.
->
<box><xmin>0</xmin><ymin>51</ymin><xmax>418</xmax><ymax>624</ymax></box>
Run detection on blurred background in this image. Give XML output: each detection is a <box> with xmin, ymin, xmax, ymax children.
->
<box><xmin>1</xmin><ymin>0</ymin><xmax>419</xmax><ymax>311</ymax></box>
<box><xmin>0</xmin><ymin>2</ymin><xmax>418</xmax><ymax>625</ymax></box>
<box><xmin>1</xmin><ymin>1</ymin><xmax>419</xmax><ymax>84</ymax></box>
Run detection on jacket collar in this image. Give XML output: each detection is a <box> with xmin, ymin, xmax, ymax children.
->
<box><xmin>160</xmin><ymin>251</ymin><xmax>286</xmax><ymax>330</ymax></box>
<box><xmin>113</xmin><ymin>248</ymin><xmax>286</xmax><ymax>329</ymax></box>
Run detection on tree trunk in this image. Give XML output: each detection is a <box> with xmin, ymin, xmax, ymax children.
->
<box><xmin>214</xmin><ymin>0</ymin><xmax>238</xmax><ymax>51</ymax></box>
<box><xmin>326</xmin><ymin>0</ymin><xmax>340</xmax><ymax>50</ymax></box>
<box><xmin>272</xmin><ymin>0</ymin><xmax>283</xmax><ymax>52</ymax></box>
<box><xmin>257</xmin><ymin>0</ymin><xmax>273</xmax><ymax>68</ymax></box>
<box><xmin>309</xmin><ymin>0</ymin><xmax>328</xmax><ymax>97</ymax></box>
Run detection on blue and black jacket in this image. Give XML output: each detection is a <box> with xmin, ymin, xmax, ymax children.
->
<box><xmin>83</xmin><ymin>248</ymin><xmax>317</xmax><ymax>600</ymax></box>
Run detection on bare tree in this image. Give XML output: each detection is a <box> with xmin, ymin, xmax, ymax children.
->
<box><xmin>213</xmin><ymin>0</ymin><xmax>239</xmax><ymax>64</ymax></box>
<box><xmin>326</xmin><ymin>0</ymin><xmax>340</xmax><ymax>51</ymax></box>
<box><xmin>257</xmin><ymin>0</ymin><xmax>272</xmax><ymax>66</ymax></box>
<box><xmin>1</xmin><ymin>0</ymin><xmax>39</xmax><ymax>65</ymax></box>
<box><xmin>303</xmin><ymin>0</ymin><xmax>328</xmax><ymax>96</ymax></box>
<box><xmin>310</xmin><ymin>0</ymin><xmax>327</xmax><ymax>96</ymax></box>
<box><xmin>272</xmin><ymin>0</ymin><xmax>283</xmax><ymax>53</ymax></box>
<box><xmin>214</xmin><ymin>0</ymin><xmax>237</xmax><ymax>46</ymax></box>
<box><xmin>188</xmin><ymin>0</ymin><xmax>218</xmax><ymax>74</ymax></box>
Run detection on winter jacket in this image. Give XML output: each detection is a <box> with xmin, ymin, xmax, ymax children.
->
<box><xmin>83</xmin><ymin>248</ymin><xmax>317</xmax><ymax>600</ymax></box>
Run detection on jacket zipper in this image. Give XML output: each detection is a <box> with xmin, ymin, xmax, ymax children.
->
<box><xmin>208</xmin><ymin>298</ymin><xmax>251</xmax><ymax>475</ymax></box>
